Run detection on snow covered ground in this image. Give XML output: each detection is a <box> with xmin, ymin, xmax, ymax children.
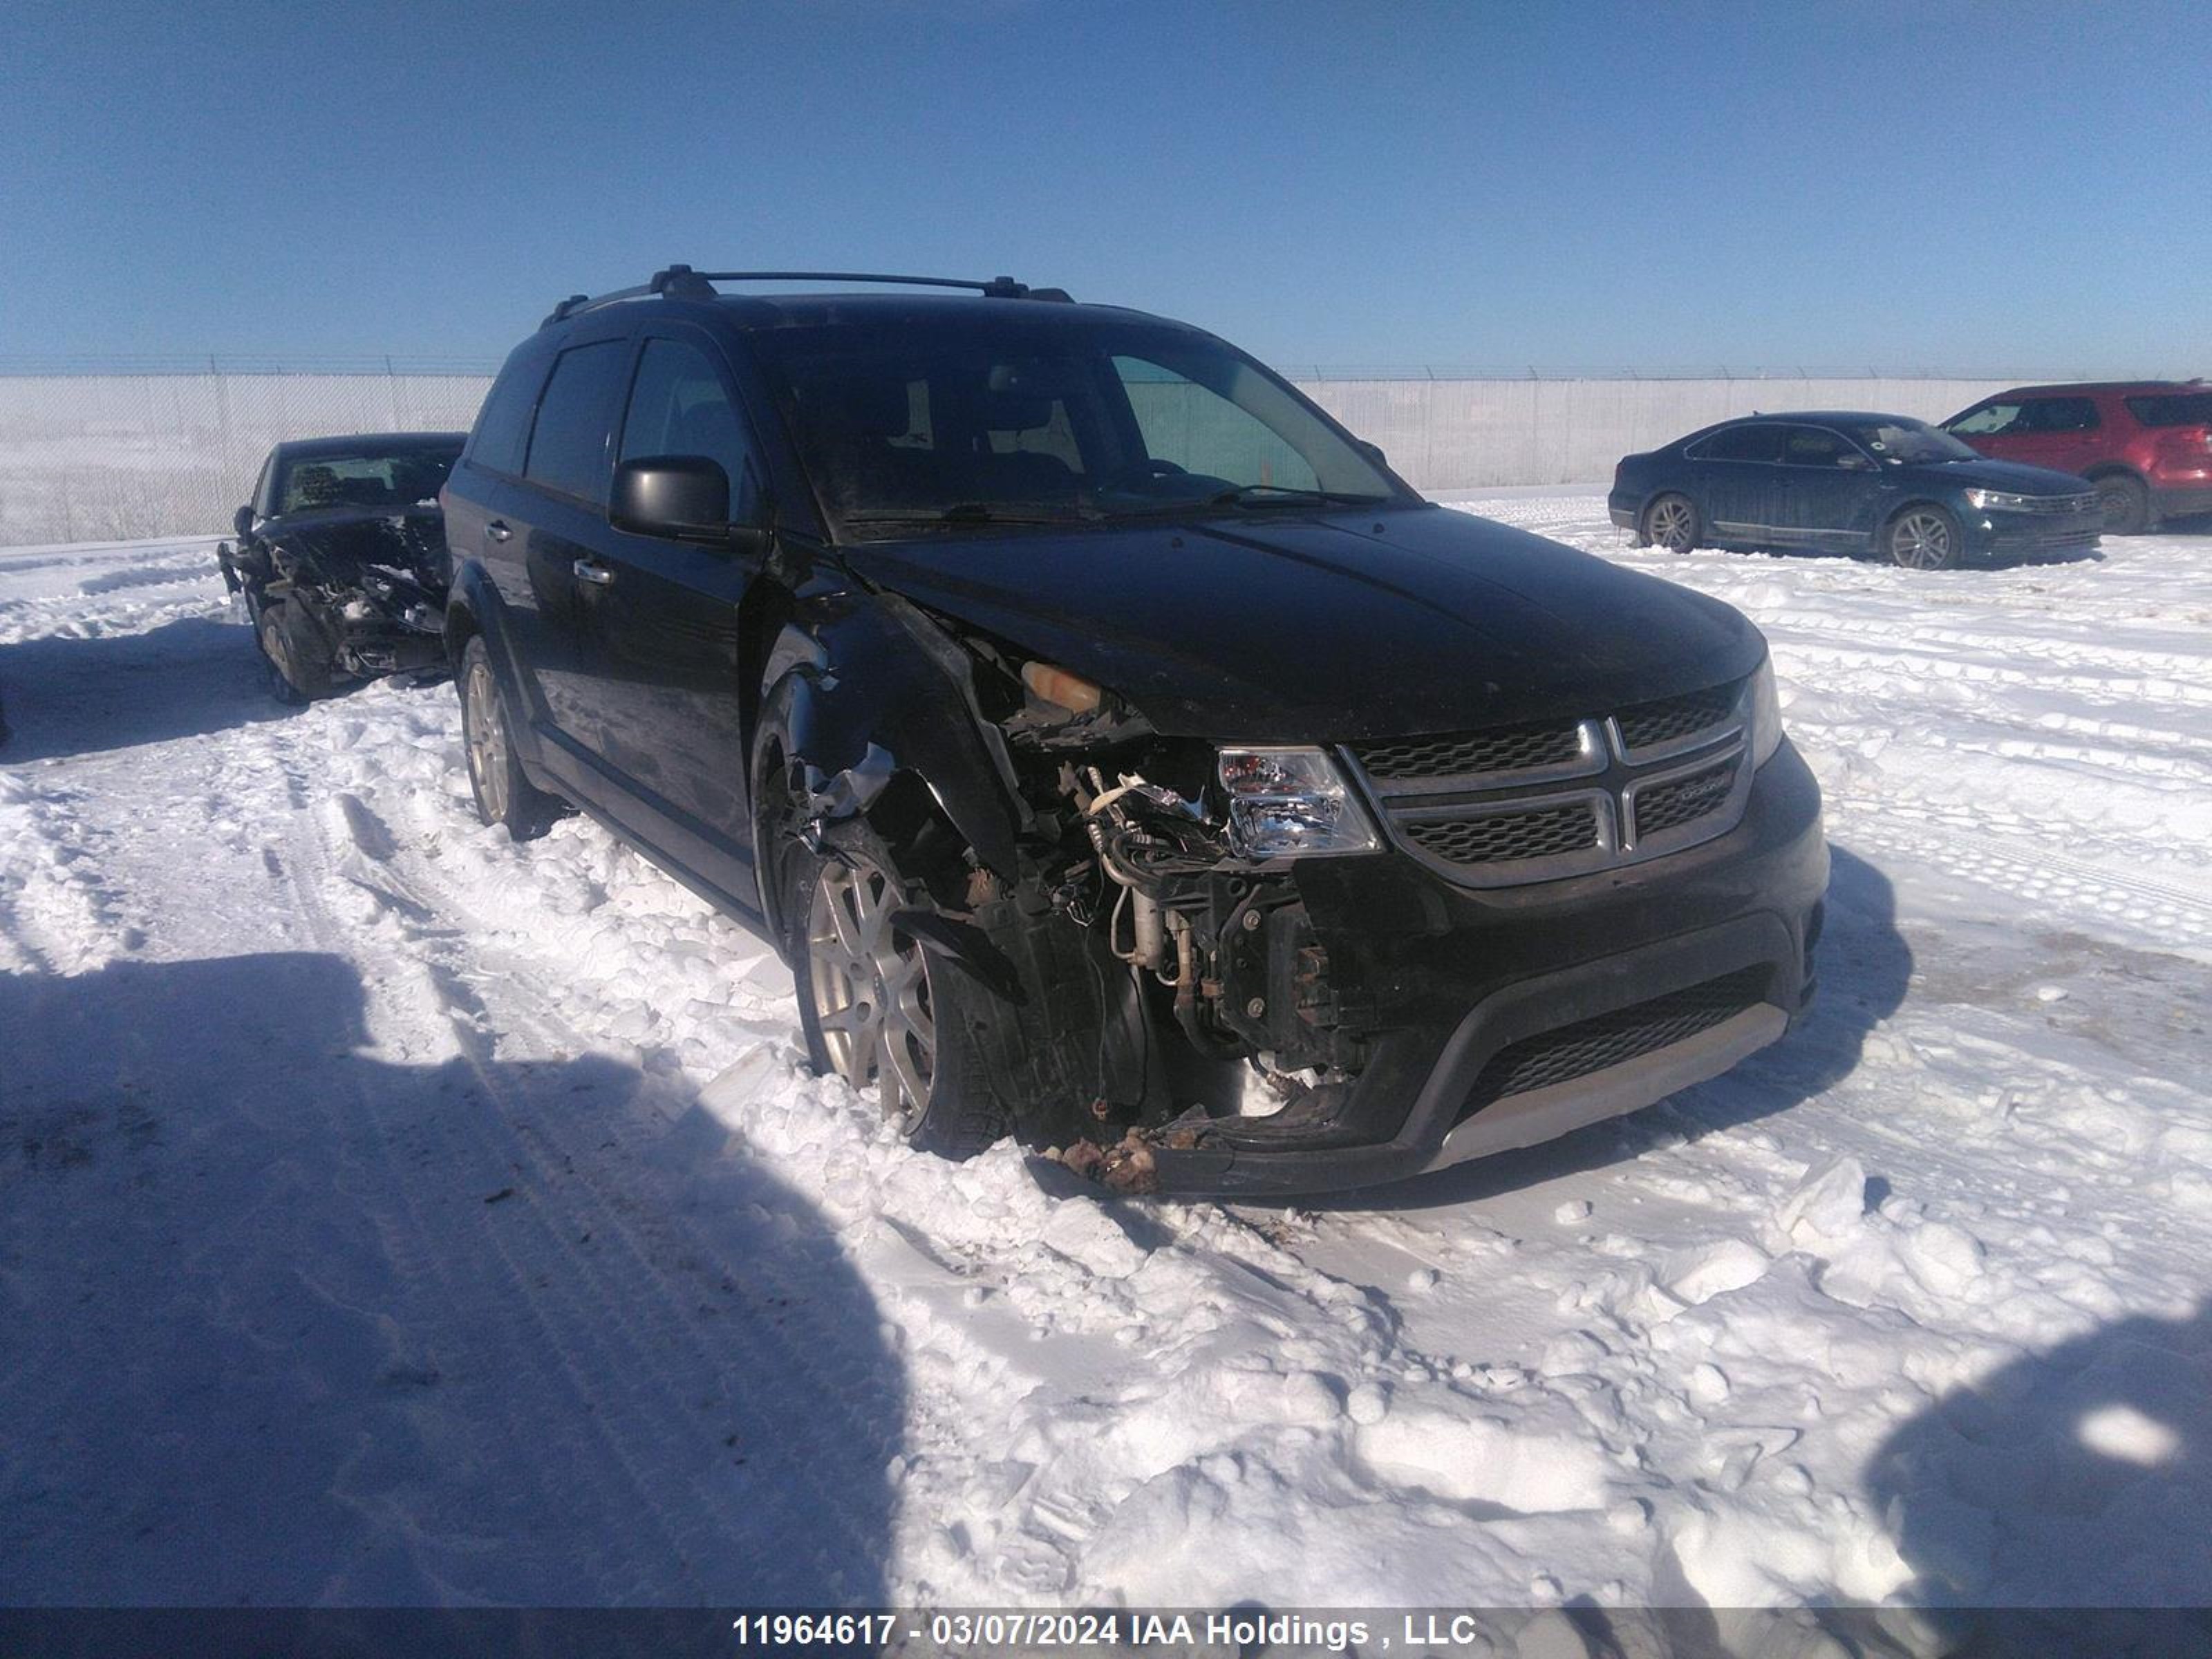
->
<box><xmin>3</xmin><ymin>500</ymin><xmax>2209</xmax><ymax>1619</ymax></box>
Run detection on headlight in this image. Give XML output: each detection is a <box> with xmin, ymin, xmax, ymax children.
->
<box><xmin>1217</xmin><ymin>747</ymin><xmax>1381</xmax><ymax>858</ymax></box>
<box><xmin>1747</xmin><ymin>654</ymin><xmax>1784</xmax><ymax>767</ymax></box>
<box><xmin>1962</xmin><ymin>487</ymin><xmax>2032</xmax><ymax>512</ymax></box>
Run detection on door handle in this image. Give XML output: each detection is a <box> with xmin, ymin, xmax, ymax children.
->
<box><xmin>486</xmin><ymin>520</ymin><xmax>512</xmax><ymax>543</ymax></box>
<box><xmin>572</xmin><ymin>559</ymin><xmax>615</xmax><ymax>587</ymax></box>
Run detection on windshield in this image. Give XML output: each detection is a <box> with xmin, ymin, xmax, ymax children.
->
<box><xmin>1838</xmin><ymin>420</ymin><xmax>1980</xmax><ymax>466</ymax></box>
<box><xmin>275</xmin><ymin>446</ymin><xmax>459</xmax><ymax>514</ymax></box>
<box><xmin>746</xmin><ymin>317</ymin><xmax>1403</xmax><ymax>534</ymax></box>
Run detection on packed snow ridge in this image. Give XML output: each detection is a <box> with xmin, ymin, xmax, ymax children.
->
<box><xmin>3</xmin><ymin>499</ymin><xmax>2209</xmax><ymax>1615</ymax></box>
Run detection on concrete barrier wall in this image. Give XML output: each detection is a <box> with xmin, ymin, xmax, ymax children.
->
<box><xmin>0</xmin><ymin>370</ymin><xmax>2025</xmax><ymax>545</ymax></box>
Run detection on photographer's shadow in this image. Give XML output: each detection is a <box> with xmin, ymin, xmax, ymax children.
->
<box><xmin>0</xmin><ymin>951</ymin><xmax>902</xmax><ymax>1608</ymax></box>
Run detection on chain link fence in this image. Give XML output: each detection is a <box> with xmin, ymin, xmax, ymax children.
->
<box><xmin>0</xmin><ymin>358</ymin><xmax>2063</xmax><ymax>547</ymax></box>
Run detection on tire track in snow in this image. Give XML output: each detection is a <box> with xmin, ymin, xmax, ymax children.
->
<box><xmin>271</xmin><ymin>762</ymin><xmax>903</xmax><ymax>1600</ymax></box>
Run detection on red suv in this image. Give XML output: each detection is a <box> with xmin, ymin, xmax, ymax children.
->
<box><xmin>1940</xmin><ymin>380</ymin><xmax>2212</xmax><ymax>534</ymax></box>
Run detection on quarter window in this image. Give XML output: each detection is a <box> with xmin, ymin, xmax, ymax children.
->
<box><xmin>525</xmin><ymin>339</ymin><xmax>631</xmax><ymax>505</ymax></box>
<box><xmin>470</xmin><ymin>355</ymin><xmax>550</xmax><ymax>476</ymax></box>
<box><xmin>2125</xmin><ymin>393</ymin><xmax>2212</xmax><ymax>427</ymax></box>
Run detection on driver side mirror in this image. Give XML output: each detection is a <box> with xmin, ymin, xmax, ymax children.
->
<box><xmin>1354</xmin><ymin>439</ymin><xmax>1390</xmax><ymax>471</ymax></box>
<box><xmin>610</xmin><ymin>455</ymin><xmax>766</xmax><ymax>548</ymax></box>
<box><xmin>233</xmin><ymin>503</ymin><xmax>254</xmax><ymax>538</ymax></box>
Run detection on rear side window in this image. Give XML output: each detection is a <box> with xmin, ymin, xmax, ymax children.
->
<box><xmin>525</xmin><ymin>339</ymin><xmax>631</xmax><ymax>505</ymax></box>
<box><xmin>1695</xmin><ymin>424</ymin><xmax>1783</xmax><ymax>463</ymax></box>
<box><xmin>2014</xmin><ymin>397</ymin><xmax>2099</xmax><ymax>433</ymax></box>
<box><xmin>619</xmin><ymin>338</ymin><xmax>760</xmax><ymax>516</ymax></box>
<box><xmin>470</xmin><ymin>357</ymin><xmax>548</xmax><ymax>476</ymax></box>
<box><xmin>2126</xmin><ymin>393</ymin><xmax>2212</xmax><ymax>427</ymax></box>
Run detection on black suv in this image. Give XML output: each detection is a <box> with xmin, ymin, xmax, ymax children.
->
<box><xmin>440</xmin><ymin>267</ymin><xmax>1828</xmax><ymax>1196</ymax></box>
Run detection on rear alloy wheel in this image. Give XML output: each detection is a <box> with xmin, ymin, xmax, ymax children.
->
<box><xmin>458</xmin><ymin>635</ymin><xmax>559</xmax><ymax>840</ymax></box>
<box><xmin>1642</xmin><ymin>493</ymin><xmax>1700</xmax><ymax>553</ymax></box>
<box><xmin>2093</xmin><ymin>474</ymin><xmax>2150</xmax><ymax>536</ymax></box>
<box><xmin>1885</xmin><ymin>506</ymin><xmax>1960</xmax><ymax>570</ymax></box>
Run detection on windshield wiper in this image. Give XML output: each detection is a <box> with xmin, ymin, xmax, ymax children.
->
<box><xmin>842</xmin><ymin>501</ymin><xmax>1100</xmax><ymax>527</ymax></box>
<box><xmin>1205</xmin><ymin>485</ymin><xmax>1391</xmax><ymax>509</ymax></box>
<box><xmin>1098</xmin><ymin>485</ymin><xmax>1392</xmax><ymax>521</ymax></box>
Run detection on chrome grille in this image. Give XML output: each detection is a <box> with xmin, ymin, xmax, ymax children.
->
<box><xmin>1615</xmin><ymin>683</ymin><xmax>1740</xmax><ymax>753</ymax></box>
<box><xmin>1342</xmin><ymin>675</ymin><xmax>1752</xmax><ymax>888</ymax></box>
<box><xmin>1630</xmin><ymin>756</ymin><xmax>1739</xmax><ymax>839</ymax></box>
<box><xmin>1457</xmin><ymin>966</ymin><xmax>1772</xmax><ymax>1121</ymax></box>
<box><xmin>1402</xmin><ymin>802</ymin><xmax>1601</xmax><ymax>865</ymax></box>
<box><xmin>1355</xmin><ymin>721</ymin><xmax>1584</xmax><ymax>782</ymax></box>
<box><xmin>2021</xmin><ymin>492</ymin><xmax>2099</xmax><ymax>516</ymax></box>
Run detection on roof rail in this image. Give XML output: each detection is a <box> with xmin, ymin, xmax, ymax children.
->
<box><xmin>541</xmin><ymin>265</ymin><xmax>1070</xmax><ymax>328</ymax></box>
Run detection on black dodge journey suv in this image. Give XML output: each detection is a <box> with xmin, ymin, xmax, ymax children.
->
<box><xmin>440</xmin><ymin>265</ymin><xmax>1828</xmax><ymax>1196</ymax></box>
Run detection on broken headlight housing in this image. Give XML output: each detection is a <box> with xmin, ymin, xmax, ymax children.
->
<box><xmin>1217</xmin><ymin>747</ymin><xmax>1381</xmax><ymax>859</ymax></box>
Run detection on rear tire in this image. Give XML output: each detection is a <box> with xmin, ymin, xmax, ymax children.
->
<box><xmin>257</xmin><ymin>601</ymin><xmax>331</xmax><ymax>702</ymax></box>
<box><xmin>1642</xmin><ymin>493</ymin><xmax>1700</xmax><ymax>553</ymax></box>
<box><xmin>1884</xmin><ymin>505</ymin><xmax>1962</xmax><ymax>570</ymax></box>
<box><xmin>2092</xmin><ymin>473</ymin><xmax>2150</xmax><ymax>536</ymax></box>
<box><xmin>458</xmin><ymin>635</ymin><xmax>559</xmax><ymax>841</ymax></box>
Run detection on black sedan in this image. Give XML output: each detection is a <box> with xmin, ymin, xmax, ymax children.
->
<box><xmin>1609</xmin><ymin>413</ymin><xmax>2103</xmax><ymax>569</ymax></box>
<box><xmin>216</xmin><ymin>432</ymin><xmax>465</xmax><ymax>700</ymax></box>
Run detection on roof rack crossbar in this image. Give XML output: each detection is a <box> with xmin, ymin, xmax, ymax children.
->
<box><xmin>651</xmin><ymin>265</ymin><xmax>1037</xmax><ymax>299</ymax></box>
<box><xmin>542</xmin><ymin>266</ymin><xmax>1069</xmax><ymax>330</ymax></box>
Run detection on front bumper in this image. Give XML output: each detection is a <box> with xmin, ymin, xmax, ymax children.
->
<box><xmin>1141</xmin><ymin>741</ymin><xmax>1828</xmax><ymax>1195</ymax></box>
<box><xmin>1966</xmin><ymin>507</ymin><xmax>2103</xmax><ymax>562</ymax></box>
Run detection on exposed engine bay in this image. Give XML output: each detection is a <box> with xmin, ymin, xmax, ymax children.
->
<box><xmin>806</xmin><ymin>606</ymin><xmax>1383</xmax><ymax>1192</ymax></box>
<box><xmin>220</xmin><ymin>507</ymin><xmax>453</xmax><ymax>690</ymax></box>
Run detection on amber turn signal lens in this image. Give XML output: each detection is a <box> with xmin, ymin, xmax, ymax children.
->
<box><xmin>1021</xmin><ymin>661</ymin><xmax>1103</xmax><ymax>715</ymax></box>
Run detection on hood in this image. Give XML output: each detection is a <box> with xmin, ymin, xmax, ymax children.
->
<box><xmin>841</xmin><ymin>505</ymin><xmax>1763</xmax><ymax>742</ymax></box>
<box><xmin>261</xmin><ymin>504</ymin><xmax>449</xmax><ymax>581</ymax></box>
<box><xmin>1898</xmin><ymin>457</ymin><xmax>2096</xmax><ymax>495</ymax></box>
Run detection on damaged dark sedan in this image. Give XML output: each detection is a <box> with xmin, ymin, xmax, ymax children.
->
<box><xmin>440</xmin><ymin>268</ymin><xmax>1829</xmax><ymax>1197</ymax></box>
<box><xmin>218</xmin><ymin>432</ymin><xmax>465</xmax><ymax>700</ymax></box>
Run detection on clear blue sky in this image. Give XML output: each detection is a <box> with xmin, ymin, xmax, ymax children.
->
<box><xmin>3</xmin><ymin>0</ymin><xmax>2205</xmax><ymax>374</ymax></box>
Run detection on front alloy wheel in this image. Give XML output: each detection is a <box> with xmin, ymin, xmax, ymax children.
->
<box><xmin>1886</xmin><ymin>507</ymin><xmax>1960</xmax><ymax>570</ymax></box>
<box><xmin>807</xmin><ymin>852</ymin><xmax>938</xmax><ymax>1132</ymax></box>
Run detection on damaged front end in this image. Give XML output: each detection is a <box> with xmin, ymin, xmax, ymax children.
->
<box><xmin>780</xmin><ymin>588</ymin><xmax>1825</xmax><ymax>1201</ymax></box>
<box><xmin>221</xmin><ymin>507</ymin><xmax>453</xmax><ymax>684</ymax></box>
<box><xmin>791</xmin><ymin>603</ymin><xmax>1394</xmax><ymax>1195</ymax></box>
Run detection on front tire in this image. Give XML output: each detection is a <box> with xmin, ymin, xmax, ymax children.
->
<box><xmin>782</xmin><ymin>819</ymin><xmax>1011</xmax><ymax>1158</ymax></box>
<box><xmin>1642</xmin><ymin>493</ymin><xmax>1700</xmax><ymax>553</ymax></box>
<box><xmin>258</xmin><ymin>601</ymin><xmax>331</xmax><ymax>702</ymax></box>
<box><xmin>2093</xmin><ymin>473</ymin><xmax>2150</xmax><ymax>536</ymax></box>
<box><xmin>1884</xmin><ymin>505</ymin><xmax>1962</xmax><ymax>570</ymax></box>
<box><xmin>458</xmin><ymin>635</ymin><xmax>559</xmax><ymax>840</ymax></box>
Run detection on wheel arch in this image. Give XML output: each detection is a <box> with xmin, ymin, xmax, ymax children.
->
<box><xmin>749</xmin><ymin>595</ymin><xmax>1027</xmax><ymax>950</ymax></box>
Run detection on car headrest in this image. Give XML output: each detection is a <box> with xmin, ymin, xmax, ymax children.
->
<box><xmin>980</xmin><ymin>391</ymin><xmax>1053</xmax><ymax>432</ymax></box>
